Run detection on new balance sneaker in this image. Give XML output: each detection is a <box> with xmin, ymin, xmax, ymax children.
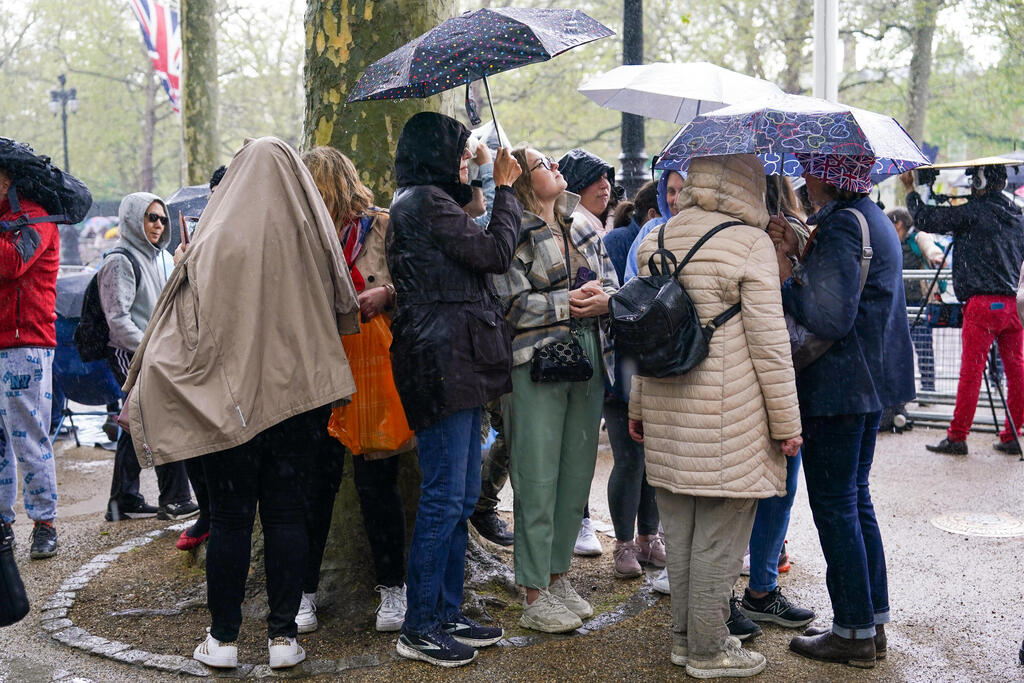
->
<box><xmin>686</xmin><ymin>637</ymin><xmax>766</xmax><ymax>679</ymax></box>
<box><xmin>396</xmin><ymin>628</ymin><xmax>477</xmax><ymax>667</ymax></box>
<box><xmin>375</xmin><ymin>584</ymin><xmax>407</xmax><ymax>632</ymax></box>
<box><xmin>105</xmin><ymin>498</ymin><xmax>158</xmax><ymax>521</ymax></box>
<box><xmin>549</xmin><ymin>575</ymin><xmax>593</xmax><ymax>619</ymax></box>
<box><xmin>193</xmin><ymin>629</ymin><xmax>237</xmax><ymax>669</ymax></box>
<box><xmin>268</xmin><ymin>636</ymin><xmax>305</xmax><ymax>669</ymax></box>
<box><xmin>740</xmin><ymin>587</ymin><xmax>814</xmax><ymax>628</ymax></box>
<box><xmin>574</xmin><ymin>517</ymin><xmax>603</xmax><ymax>556</ymax></box>
<box><xmin>442</xmin><ymin>613</ymin><xmax>503</xmax><ymax>647</ymax></box>
<box><xmin>29</xmin><ymin>521</ymin><xmax>57</xmax><ymax>559</ymax></box>
<box><xmin>635</xmin><ymin>534</ymin><xmax>666</xmax><ymax>567</ymax></box>
<box><xmin>295</xmin><ymin>592</ymin><xmax>318</xmax><ymax>633</ymax></box>
<box><xmin>157</xmin><ymin>500</ymin><xmax>200</xmax><ymax>520</ymax></box>
<box><xmin>613</xmin><ymin>540</ymin><xmax>643</xmax><ymax>578</ymax></box>
<box><xmin>519</xmin><ymin>589</ymin><xmax>583</xmax><ymax>633</ymax></box>
<box><xmin>727</xmin><ymin>596</ymin><xmax>762</xmax><ymax>641</ymax></box>
<box><xmin>651</xmin><ymin>568</ymin><xmax>670</xmax><ymax>595</ymax></box>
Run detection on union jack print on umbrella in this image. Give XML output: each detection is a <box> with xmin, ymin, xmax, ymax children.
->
<box><xmin>129</xmin><ymin>0</ymin><xmax>182</xmax><ymax>113</ymax></box>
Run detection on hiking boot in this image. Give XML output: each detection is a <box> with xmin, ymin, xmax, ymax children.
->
<box><xmin>789</xmin><ymin>630</ymin><xmax>876</xmax><ymax>668</ymax></box>
<box><xmin>926</xmin><ymin>438</ymin><xmax>967</xmax><ymax>455</ymax></box>
<box><xmin>469</xmin><ymin>509</ymin><xmax>514</xmax><ymax>546</ymax></box>
<box><xmin>740</xmin><ymin>587</ymin><xmax>814</xmax><ymax>628</ymax></box>
<box><xmin>157</xmin><ymin>500</ymin><xmax>200</xmax><ymax>520</ymax></box>
<box><xmin>804</xmin><ymin>623</ymin><xmax>886</xmax><ymax>659</ymax></box>
<box><xmin>295</xmin><ymin>592</ymin><xmax>318</xmax><ymax>633</ymax></box>
<box><xmin>193</xmin><ymin>629</ymin><xmax>237</xmax><ymax>668</ymax></box>
<box><xmin>686</xmin><ymin>637</ymin><xmax>767</xmax><ymax>679</ymax></box>
<box><xmin>549</xmin><ymin>575</ymin><xmax>593</xmax><ymax>619</ymax></box>
<box><xmin>777</xmin><ymin>540</ymin><xmax>791</xmax><ymax>573</ymax></box>
<box><xmin>727</xmin><ymin>596</ymin><xmax>762</xmax><ymax>641</ymax></box>
<box><xmin>635</xmin><ymin>534</ymin><xmax>666</xmax><ymax>567</ymax></box>
<box><xmin>519</xmin><ymin>589</ymin><xmax>583</xmax><ymax>633</ymax></box>
<box><xmin>105</xmin><ymin>498</ymin><xmax>158</xmax><ymax>521</ymax></box>
<box><xmin>574</xmin><ymin>517</ymin><xmax>603</xmax><ymax>556</ymax></box>
<box><xmin>268</xmin><ymin>636</ymin><xmax>305</xmax><ymax>669</ymax></box>
<box><xmin>994</xmin><ymin>439</ymin><xmax>1022</xmax><ymax>455</ymax></box>
<box><xmin>30</xmin><ymin>521</ymin><xmax>57</xmax><ymax>559</ymax></box>
<box><xmin>442</xmin><ymin>613</ymin><xmax>503</xmax><ymax>647</ymax></box>
<box><xmin>613</xmin><ymin>540</ymin><xmax>643</xmax><ymax>578</ymax></box>
<box><xmin>375</xmin><ymin>584</ymin><xmax>407</xmax><ymax>632</ymax></box>
<box><xmin>397</xmin><ymin>627</ymin><xmax>477</xmax><ymax>667</ymax></box>
<box><xmin>651</xmin><ymin>568</ymin><xmax>670</xmax><ymax>595</ymax></box>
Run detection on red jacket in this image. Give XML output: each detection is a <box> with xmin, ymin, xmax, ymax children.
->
<box><xmin>0</xmin><ymin>193</ymin><xmax>59</xmax><ymax>348</ymax></box>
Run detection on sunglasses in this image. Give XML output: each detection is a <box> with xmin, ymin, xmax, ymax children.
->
<box><xmin>146</xmin><ymin>212</ymin><xmax>169</xmax><ymax>226</ymax></box>
<box><xmin>530</xmin><ymin>156</ymin><xmax>555</xmax><ymax>172</ymax></box>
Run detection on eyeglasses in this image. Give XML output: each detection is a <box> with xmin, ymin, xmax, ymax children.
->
<box><xmin>530</xmin><ymin>156</ymin><xmax>555</xmax><ymax>172</ymax></box>
<box><xmin>146</xmin><ymin>212</ymin><xmax>169</xmax><ymax>226</ymax></box>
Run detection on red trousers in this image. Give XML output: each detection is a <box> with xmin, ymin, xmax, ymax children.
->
<box><xmin>948</xmin><ymin>295</ymin><xmax>1024</xmax><ymax>443</ymax></box>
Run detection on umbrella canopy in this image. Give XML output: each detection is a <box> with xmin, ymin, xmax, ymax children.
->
<box><xmin>655</xmin><ymin>93</ymin><xmax>929</xmax><ymax>180</ymax></box>
<box><xmin>348</xmin><ymin>8</ymin><xmax>612</xmax><ymax>102</ymax></box>
<box><xmin>578</xmin><ymin>61</ymin><xmax>784</xmax><ymax>125</ymax></box>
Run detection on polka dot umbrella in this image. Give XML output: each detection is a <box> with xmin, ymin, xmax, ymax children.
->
<box><xmin>347</xmin><ymin>7</ymin><xmax>614</xmax><ymax>146</ymax></box>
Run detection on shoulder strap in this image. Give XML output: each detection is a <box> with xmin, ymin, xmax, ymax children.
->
<box><xmin>1</xmin><ymin>185</ymin><xmax>68</xmax><ymax>227</ymax></box>
<box><xmin>672</xmin><ymin>220</ymin><xmax>744</xmax><ymax>279</ymax></box>
<box><xmin>840</xmin><ymin>208</ymin><xmax>872</xmax><ymax>293</ymax></box>
<box><xmin>106</xmin><ymin>247</ymin><xmax>143</xmax><ymax>291</ymax></box>
<box><xmin>648</xmin><ymin>222</ymin><xmax>678</xmax><ymax>276</ymax></box>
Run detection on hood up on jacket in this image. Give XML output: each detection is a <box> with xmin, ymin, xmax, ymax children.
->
<box><xmin>676</xmin><ymin>154</ymin><xmax>769</xmax><ymax>229</ymax></box>
<box><xmin>395</xmin><ymin>112</ymin><xmax>473</xmax><ymax>206</ymax></box>
<box><xmin>557</xmin><ymin>148</ymin><xmax>615</xmax><ymax>196</ymax></box>
<box><xmin>656</xmin><ymin>169</ymin><xmax>685</xmax><ymax>219</ymax></box>
<box><xmin>117</xmin><ymin>192</ymin><xmax>171</xmax><ymax>254</ymax></box>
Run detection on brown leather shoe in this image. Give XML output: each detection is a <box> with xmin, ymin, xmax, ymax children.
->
<box><xmin>803</xmin><ymin>624</ymin><xmax>886</xmax><ymax>659</ymax></box>
<box><xmin>789</xmin><ymin>630</ymin><xmax>876</xmax><ymax>668</ymax></box>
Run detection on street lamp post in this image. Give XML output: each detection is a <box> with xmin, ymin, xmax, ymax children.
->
<box><xmin>617</xmin><ymin>0</ymin><xmax>646</xmax><ymax>199</ymax></box>
<box><xmin>48</xmin><ymin>74</ymin><xmax>78</xmax><ymax>172</ymax></box>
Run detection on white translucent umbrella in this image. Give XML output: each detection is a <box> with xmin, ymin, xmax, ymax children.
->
<box><xmin>578</xmin><ymin>61</ymin><xmax>785</xmax><ymax>125</ymax></box>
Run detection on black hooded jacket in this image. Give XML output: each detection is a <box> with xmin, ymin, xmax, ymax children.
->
<box><xmin>907</xmin><ymin>190</ymin><xmax>1024</xmax><ymax>302</ymax></box>
<box><xmin>556</xmin><ymin>148</ymin><xmax>615</xmax><ymax>195</ymax></box>
<box><xmin>388</xmin><ymin>112</ymin><xmax>523</xmax><ymax>430</ymax></box>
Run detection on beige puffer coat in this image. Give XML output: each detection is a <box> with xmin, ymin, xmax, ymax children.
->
<box><xmin>628</xmin><ymin>154</ymin><xmax>801</xmax><ymax>498</ymax></box>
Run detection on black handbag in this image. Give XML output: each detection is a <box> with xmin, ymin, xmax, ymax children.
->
<box><xmin>0</xmin><ymin>530</ymin><xmax>29</xmax><ymax>627</ymax></box>
<box><xmin>530</xmin><ymin>227</ymin><xmax>594</xmax><ymax>383</ymax></box>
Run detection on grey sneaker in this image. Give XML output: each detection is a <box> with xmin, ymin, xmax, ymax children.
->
<box><xmin>519</xmin><ymin>589</ymin><xmax>583</xmax><ymax>633</ymax></box>
<box><xmin>549</xmin><ymin>575</ymin><xmax>593</xmax><ymax>619</ymax></box>
<box><xmin>671</xmin><ymin>644</ymin><xmax>688</xmax><ymax>666</ymax></box>
<box><xmin>686</xmin><ymin>638</ymin><xmax>766</xmax><ymax>679</ymax></box>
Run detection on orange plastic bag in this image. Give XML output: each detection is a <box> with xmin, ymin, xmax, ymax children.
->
<box><xmin>328</xmin><ymin>315</ymin><xmax>414</xmax><ymax>455</ymax></box>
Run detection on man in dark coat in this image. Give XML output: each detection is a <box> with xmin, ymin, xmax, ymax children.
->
<box><xmin>907</xmin><ymin>165</ymin><xmax>1024</xmax><ymax>455</ymax></box>
<box><xmin>387</xmin><ymin>111</ymin><xmax>522</xmax><ymax>667</ymax></box>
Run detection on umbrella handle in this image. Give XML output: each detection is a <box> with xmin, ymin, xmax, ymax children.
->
<box><xmin>482</xmin><ymin>76</ymin><xmax>506</xmax><ymax>149</ymax></box>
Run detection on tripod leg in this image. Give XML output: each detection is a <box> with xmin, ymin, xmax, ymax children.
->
<box><xmin>984</xmin><ymin>349</ymin><xmax>1001</xmax><ymax>433</ymax></box>
<box><xmin>989</xmin><ymin>346</ymin><xmax>1024</xmax><ymax>458</ymax></box>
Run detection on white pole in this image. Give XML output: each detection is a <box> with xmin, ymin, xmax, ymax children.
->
<box><xmin>813</xmin><ymin>0</ymin><xmax>839</xmax><ymax>102</ymax></box>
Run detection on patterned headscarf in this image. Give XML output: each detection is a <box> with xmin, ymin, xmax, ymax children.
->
<box><xmin>795</xmin><ymin>154</ymin><xmax>875</xmax><ymax>193</ymax></box>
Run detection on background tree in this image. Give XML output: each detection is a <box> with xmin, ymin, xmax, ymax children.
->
<box><xmin>182</xmin><ymin>0</ymin><xmax>219</xmax><ymax>186</ymax></box>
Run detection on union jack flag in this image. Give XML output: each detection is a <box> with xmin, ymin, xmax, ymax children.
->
<box><xmin>129</xmin><ymin>0</ymin><xmax>182</xmax><ymax>113</ymax></box>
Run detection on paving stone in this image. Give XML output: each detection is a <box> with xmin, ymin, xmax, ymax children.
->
<box><xmin>300</xmin><ymin>659</ymin><xmax>338</xmax><ymax>675</ymax></box>
<box><xmin>178</xmin><ymin>659</ymin><xmax>212</xmax><ymax>677</ymax></box>
<box><xmin>105</xmin><ymin>545</ymin><xmax>133</xmax><ymax>555</ymax></box>
<box><xmin>51</xmin><ymin>627</ymin><xmax>88</xmax><ymax>644</ymax></box>
<box><xmin>109</xmin><ymin>648</ymin><xmax>151</xmax><ymax>665</ymax></box>
<box><xmin>212</xmin><ymin>664</ymin><xmax>255</xmax><ymax>679</ymax></box>
<box><xmin>60</xmin><ymin>578</ymin><xmax>90</xmax><ymax>591</ymax></box>
<box><xmin>91</xmin><ymin>640</ymin><xmax>131</xmax><ymax>657</ymax></box>
<box><xmin>337</xmin><ymin>654</ymin><xmax>384</xmax><ymax>671</ymax></box>
<box><xmin>40</xmin><ymin>607</ymin><xmax>69</xmax><ymax>620</ymax></box>
<box><xmin>82</xmin><ymin>561</ymin><xmax>110</xmax><ymax>571</ymax></box>
<box><xmin>122</xmin><ymin>537</ymin><xmax>152</xmax><ymax>548</ymax></box>
<box><xmin>143</xmin><ymin>653</ymin><xmax>189</xmax><ymax>672</ymax></box>
<box><xmin>41</xmin><ymin>618</ymin><xmax>73</xmax><ymax>632</ymax></box>
<box><xmin>90</xmin><ymin>553</ymin><xmax>119</xmax><ymax>563</ymax></box>
<box><xmin>70</xmin><ymin>634</ymin><xmax>109</xmax><ymax>652</ymax></box>
<box><xmin>250</xmin><ymin>664</ymin><xmax>277</xmax><ymax>678</ymax></box>
<box><xmin>42</xmin><ymin>596</ymin><xmax>74</xmax><ymax>610</ymax></box>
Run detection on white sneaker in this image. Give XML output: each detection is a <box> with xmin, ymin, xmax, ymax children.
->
<box><xmin>296</xmin><ymin>592</ymin><xmax>318</xmax><ymax>633</ymax></box>
<box><xmin>375</xmin><ymin>584</ymin><xmax>407</xmax><ymax>632</ymax></box>
<box><xmin>574</xmin><ymin>518</ymin><xmax>603</xmax><ymax>556</ymax></box>
<box><xmin>651</xmin><ymin>568</ymin><xmax>670</xmax><ymax>595</ymax></box>
<box><xmin>686</xmin><ymin>637</ymin><xmax>766</xmax><ymax>679</ymax></box>
<box><xmin>268</xmin><ymin>636</ymin><xmax>306</xmax><ymax>669</ymax></box>
<box><xmin>741</xmin><ymin>551</ymin><xmax>750</xmax><ymax>576</ymax></box>
<box><xmin>519</xmin><ymin>589</ymin><xmax>583</xmax><ymax>633</ymax></box>
<box><xmin>193</xmin><ymin>629</ymin><xmax>237</xmax><ymax>668</ymax></box>
<box><xmin>548</xmin><ymin>576</ymin><xmax>593</xmax><ymax>619</ymax></box>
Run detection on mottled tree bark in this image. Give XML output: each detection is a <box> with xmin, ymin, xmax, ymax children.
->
<box><xmin>140</xmin><ymin>66</ymin><xmax>158</xmax><ymax>192</ymax></box>
<box><xmin>905</xmin><ymin>0</ymin><xmax>939</xmax><ymax>144</ymax></box>
<box><xmin>181</xmin><ymin>0</ymin><xmax>219</xmax><ymax>186</ymax></box>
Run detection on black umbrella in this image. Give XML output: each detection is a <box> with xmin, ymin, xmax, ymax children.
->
<box><xmin>348</xmin><ymin>7</ymin><xmax>613</xmax><ymax>146</ymax></box>
<box><xmin>165</xmin><ymin>184</ymin><xmax>210</xmax><ymax>253</ymax></box>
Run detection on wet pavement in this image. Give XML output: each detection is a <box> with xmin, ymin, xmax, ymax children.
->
<box><xmin>1</xmin><ymin>415</ymin><xmax>1023</xmax><ymax>681</ymax></box>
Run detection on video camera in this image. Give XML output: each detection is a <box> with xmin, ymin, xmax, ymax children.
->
<box><xmin>914</xmin><ymin>166</ymin><xmax>952</xmax><ymax>205</ymax></box>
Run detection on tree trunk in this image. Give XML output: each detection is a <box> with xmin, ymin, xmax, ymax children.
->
<box><xmin>905</xmin><ymin>0</ymin><xmax>939</xmax><ymax>143</ymax></box>
<box><xmin>140</xmin><ymin>67</ymin><xmax>158</xmax><ymax>193</ymax></box>
<box><xmin>303</xmin><ymin>0</ymin><xmax>456</xmax><ymax>200</ymax></box>
<box><xmin>181</xmin><ymin>0</ymin><xmax>219</xmax><ymax>186</ymax></box>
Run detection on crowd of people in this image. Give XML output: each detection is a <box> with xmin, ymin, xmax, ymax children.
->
<box><xmin>5</xmin><ymin>114</ymin><xmax>1022</xmax><ymax>677</ymax></box>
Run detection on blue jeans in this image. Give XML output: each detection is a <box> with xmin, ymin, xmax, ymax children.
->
<box><xmin>403</xmin><ymin>408</ymin><xmax>482</xmax><ymax>635</ymax></box>
<box><xmin>747</xmin><ymin>452</ymin><xmax>801</xmax><ymax>593</ymax></box>
<box><xmin>801</xmin><ymin>411</ymin><xmax>889</xmax><ymax>639</ymax></box>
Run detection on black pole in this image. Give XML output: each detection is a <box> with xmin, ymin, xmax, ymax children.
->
<box><xmin>618</xmin><ymin>0</ymin><xmax>645</xmax><ymax>199</ymax></box>
<box><xmin>59</xmin><ymin>76</ymin><xmax>70</xmax><ymax>173</ymax></box>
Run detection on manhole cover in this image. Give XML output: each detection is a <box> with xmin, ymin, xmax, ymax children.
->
<box><xmin>930</xmin><ymin>512</ymin><xmax>1024</xmax><ymax>537</ymax></box>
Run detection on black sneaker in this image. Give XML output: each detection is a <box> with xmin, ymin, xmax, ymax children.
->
<box><xmin>105</xmin><ymin>498</ymin><xmax>158</xmax><ymax>521</ymax></box>
<box><xmin>727</xmin><ymin>596</ymin><xmax>762</xmax><ymax>641</ymax></box>
<box><xmin>442</xmin><ymin>613</ymin><xmax>503</xmax><ymax>647</ymax></box>
<box><xmin>1</xmin><ymin>521</ymin><xmax>14</xmax><ymax>549</ymax></box>
<box><xmin>926</xmin><ymin>438</ymin><xmax>968</xmax><ymax>455</ymax></box>
<box><xmin>30</xmin><ymin>521</ymin><xmax>57</xmax><ymax>559</ymax></box>
<box><xmin>469</xmin><ymin>510</ymin><xmax>513</xmax><ymax>546</ymax></box>
<box><xmin>396</xmin><ymin>627</ymin><xmax>477</xmax><ymax>667</ymax></box>
<box><xmin>157</xmin><ymin>500</ymin><xmax>200</xmax><ymax>520</ymax></box>
<box><xmin>740</xmin><ymin>587</ymin><xmax>815</xmax><ymax>628</ymax></box>
<box><xmin>994</xmin><ymin>440</ymin><xmax>1022</xmax><ymax>455</ymax></box>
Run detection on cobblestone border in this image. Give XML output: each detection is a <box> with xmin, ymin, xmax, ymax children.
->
<box><xmin>43</xmin><ymin>524</ymin><xmax>662</xmax><ymax>679</ymax></box>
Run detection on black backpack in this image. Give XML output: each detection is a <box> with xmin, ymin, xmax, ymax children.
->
<box><xmin>609</xmin><ymin>220</ymin><xmax>742</xmax><ymax>378</ymax></box>
<box><xmin>0</xmin><ymin>137</ymin><xmax>92</xmax><ymax>224</ymax></box>
<box><xmin>74</xmin><ymin>249</ymin><xmax>142</xmax><ymax>362</ymax></box>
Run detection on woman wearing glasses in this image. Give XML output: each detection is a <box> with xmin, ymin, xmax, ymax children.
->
<box><xmin>491</xmin><ymin>148</ymin><xmax>618</xmax><ymax>633</ymax></box>
<box><xmin>98</xmin><ymin>193</ymin><xmax>197</xmax><ymax>522</ymax></box>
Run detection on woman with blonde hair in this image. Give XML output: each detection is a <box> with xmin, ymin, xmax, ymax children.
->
<box><xmin>299</xmin><ymin>146</ymin><xmax>413</xmax><ymax>635</ymax></box>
